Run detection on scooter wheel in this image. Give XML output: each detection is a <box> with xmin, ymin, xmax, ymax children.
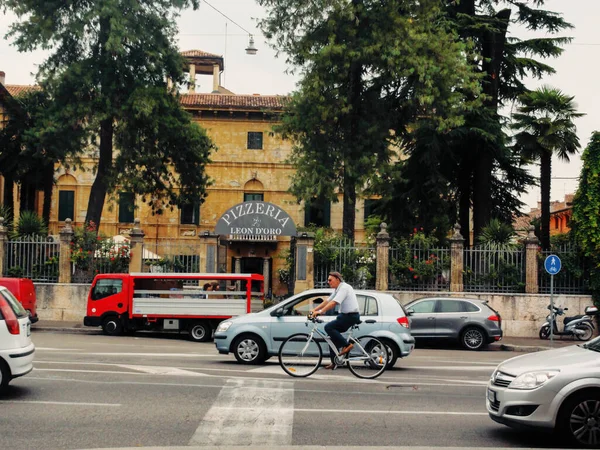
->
<box><xmin>575</xmin><ymin>323</ymin><xmax>594</xmax><ymax>341</ymax></box>
<box><xmin>539</xmin><ymin>325</ymin><xmax>550</xmax><ymax>340</ymax></box>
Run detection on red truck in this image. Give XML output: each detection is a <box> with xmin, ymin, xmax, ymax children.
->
<box><xmin>83</xmin><ymin>272</ymin><xmax>265</xmax><ymax>342</ymax></box>
<box><xmin>0</xmin><ymin>278</ymin><xmax>38</xmax><ymax>324</ymax></box>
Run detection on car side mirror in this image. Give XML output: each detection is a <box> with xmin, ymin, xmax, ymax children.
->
<box><xmin>271</xmin><ymin>308</ymin><xmax>284</xmax><ymax>317</ymax></box>
<box><xmin>406</xmin><ymin>309</ymin><xmax>414</xmax><ymax>316</ymax></box>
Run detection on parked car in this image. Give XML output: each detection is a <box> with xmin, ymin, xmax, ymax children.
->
<box><xmin>487</xmin><ymin>340</ymin><xmax>600</xmax><ymax>448</ymax></box>
<box><xmin>214</xmin><ymin>289</ymin><xmax>415</xmax><ymax>368</ymax></box>
<box><xmin>0</xmin><ymin>277</ymin><xmax>38</xmax><ymax>324</ymax></box>
<box><xmin>404</xmin><ymin>297</ymin><xmax>502</xmax><ymax>350</ymax></box>
<box><xmin>0</xmin><ymin>286</ymin><xmax>35</xmax><ymax>392</ymax></box>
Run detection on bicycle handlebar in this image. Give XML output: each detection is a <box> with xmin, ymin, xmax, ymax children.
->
<box><xmin>307</xmin><ymin>315</ymin><xmax>323</xmax><ymax>324</ymax></box>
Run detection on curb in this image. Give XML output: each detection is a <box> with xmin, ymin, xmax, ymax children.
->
<box><xmin>33</xmin><ymin>326</ymin><xmax>102</xmax><ymax>335</ymax></box>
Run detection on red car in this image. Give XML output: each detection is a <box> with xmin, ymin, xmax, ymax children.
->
<box><xmin>0</xmin><ymin>278</ymin><xmax>38</xmax><ymax>324</ymax></box>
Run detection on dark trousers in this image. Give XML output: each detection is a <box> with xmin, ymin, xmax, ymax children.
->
<box><xmin>324</xmin><ymin>313</ymin><xmax>361</xmax><ymax>359</ymax></box>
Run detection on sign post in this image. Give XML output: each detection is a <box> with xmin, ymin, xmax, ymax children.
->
<box><xmin>544</xmin><ymin>255</ymin><xmax>562</xmax><ymax>345</ymax></box>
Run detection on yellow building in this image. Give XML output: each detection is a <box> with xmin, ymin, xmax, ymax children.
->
<box><xmin>0</xmin><ymin>52</ymin><xmax>375</xmax><ymax>295</ymax></box>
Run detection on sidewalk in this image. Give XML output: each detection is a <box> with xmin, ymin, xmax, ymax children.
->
<box><xmin>32</xmin><ymin>319</ymin><xmax>582</xmax><ymax>351</ymax></box>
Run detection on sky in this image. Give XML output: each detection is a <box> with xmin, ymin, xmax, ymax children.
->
<box><xmin>0</xmin><ymin>0</ymin><xmax>597</xmax><ymax>212</ymax></box>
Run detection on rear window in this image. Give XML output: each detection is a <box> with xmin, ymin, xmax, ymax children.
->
<box><xmin>0</xmin><ymin>289</ymin><xmax>28</xmax><ymax>318</ymax></box>
<box><xmin>464</xmin><ymin>301</ymin><xmax>481</xmax><ymax>312</ymax></box>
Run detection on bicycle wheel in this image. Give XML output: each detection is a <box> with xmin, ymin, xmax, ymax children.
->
<box><xmin>346</xmin><ymin>336</ymin><xmax>387</xmax><ymax>379</ymax></box>
<box><xmin>279</xmin><ymin>333</ymin><xmax>323</xmax><ymax>377</ymax></box>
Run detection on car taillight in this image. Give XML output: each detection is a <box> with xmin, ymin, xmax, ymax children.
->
<box><xmin>397</xmin><ymin>317</ymin><xmax>409</xmax><ymax>328</ymax></box>
<box><xmin>0</xmin><ymin>297</ymin><xmax>20</xmax><ymax>335</ymax></box>
<box><xmin>487</xmin><ymin>315</ymin><xmax>500</xmax><ymax>322</ymax></box>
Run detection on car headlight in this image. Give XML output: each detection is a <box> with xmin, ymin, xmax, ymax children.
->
<box><xmin>510</xmin><ymin>370</ymin><xmax>559</xmax><ymax>390</ymax></box>
<box><xmin>216</xmin><ymin>321</ymin><xmax>233</xmax><ymax>333</ymax></box>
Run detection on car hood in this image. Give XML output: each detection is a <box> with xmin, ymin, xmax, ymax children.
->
<box><xmin>499</xmin><ymin>345</ymin><xmax>600</xmax><ymax>376</ymax></box>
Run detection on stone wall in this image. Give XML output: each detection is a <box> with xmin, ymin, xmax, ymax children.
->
<box><xmin>33</xmin><ymin>282</ymin><xmax>595</xmax><ymax>337</ymax></box>
<box><xmin>392</xmin><ymin>291</ymin><xmax>595</xmax><ymax>338</ymax></box>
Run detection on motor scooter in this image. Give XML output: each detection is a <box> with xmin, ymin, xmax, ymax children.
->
<box><xmin>539</xmin><ymin>304</ymin><xmax>598</xmax><ymax>341</ymax></box>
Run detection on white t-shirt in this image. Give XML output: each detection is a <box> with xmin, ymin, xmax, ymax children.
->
<box><xmin>328</xmin><ymin>282</ymin><xmax>360</xmax><ymax>314</ymax></box>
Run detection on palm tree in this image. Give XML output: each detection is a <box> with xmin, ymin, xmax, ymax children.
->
<box><xmin>511</xmin><ymin>86</ymin><xmax>584</xmax><ymax>250</ymax></box>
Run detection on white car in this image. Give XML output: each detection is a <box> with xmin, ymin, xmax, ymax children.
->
<box><xmin>487</xmin><ymin>339</ymin><xmax>600</xmax><ymax>448</ymax></box>
<box><xmin>0</xmin><ymin>286</ymin><xmax>35</xmax><ymax>391</ymax></box>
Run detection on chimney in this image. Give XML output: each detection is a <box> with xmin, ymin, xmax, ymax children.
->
<box><xmin>0</xmin><ymin>71</ymin><xmax>5</xmax><ymax>85</ymax></box>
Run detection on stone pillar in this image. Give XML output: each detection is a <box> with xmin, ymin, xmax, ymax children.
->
<box><xmin>128</xmin><ymin>218</ymin><xmax>145</xmax><ymax>273</ymax></box>
<box><xmin>234</xmin><ymin>257</ymin><xmax>241</xmax><ymax>274</ymax></box>
<box><xmin>0</xmin><ymin>217</ymin><xmax>7</xmax><ymax>276</ymax></box>
<box><xmin>198</xmin><ymin>232</ymin><xmax>219</xmax><ymax>273</ymax></box>
<box><xmin>294</xmin><ymin>232</ymin><xmax>315</xmax><ymax>294</ymax></box>
<box><xmin>525</xmin><ymin>225</ymin><xmax>540</xmax><ymax>294</ymax></box>
<box><xmin>189</xmin><ymin>63</ymin><xmax>196</xmax><ymax>93</ymax></box>
<box><xmin>263</xmin><ymin>257</ymin><xmax>271</xmax><ymax>297</ymax></box>
<box><xmin>212</xmin><ymin>64</ymin><xmax>220</xmax><ymax>92</ymax></box>
<box><xmin>58</xmin><ymin>218</ymin><xmax>74</xmax><ymax>284</ymax></box>
<box><xmin>376</xmin><ymin>222</ymin><xmax>390</xmax><ymax>291</ymax></box>
<box><xmin>450</xmin><ymin>223</ymin><xmax>464</xmax><ymax>293</ymax></box>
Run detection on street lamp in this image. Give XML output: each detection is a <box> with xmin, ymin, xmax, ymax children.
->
<box><xmin>202</xmin><ymin>0</ymin><xmax>258</xmax><ymax>55</ymax></box>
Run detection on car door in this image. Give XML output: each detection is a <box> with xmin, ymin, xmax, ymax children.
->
<box><xmin>269</xmin><ymin>292</ymin><xmax>334</xmax><ymax>352</ymax></box>
<box><xmin>406</xmin><ymin>299</ymin><xmax>437</xmax><ymax>337</ymax></box>
<box><xmin>353</xmin><ymin>294</ymin><xmax>380</xmax><ymax>338</ymax></box>
<box><xmin>434</xmin><ymin>299</ymin><xmax>469</xmax><ymax>339</ymax></box>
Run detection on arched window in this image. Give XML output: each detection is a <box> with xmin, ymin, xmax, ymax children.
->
<box><xmin>243</xmin><ymin>179</ymin><xmax>264</xmax><ymax>202</ymax></box>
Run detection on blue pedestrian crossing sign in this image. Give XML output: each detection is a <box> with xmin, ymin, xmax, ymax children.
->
<box><xmin>544</xmin><ymin>255</ymin><xmax>562</xmax><ymax>275</ymax></box>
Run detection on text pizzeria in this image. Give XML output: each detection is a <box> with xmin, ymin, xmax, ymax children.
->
<box><xmin>220</xmin><ymin>203</ymin><xmax>290</xmax><ymax>227</ymax></box>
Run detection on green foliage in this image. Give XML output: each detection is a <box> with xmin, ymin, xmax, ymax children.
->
<box><xmin>571</xmin><ymin>132</ymin><xmax>600</xmax><ymax>302</ymax></box>
<box><xmin>0</xmin><ymin>205</ymin><xmax>14</xmax><ymax>234</ymax></box>
<box><xmin>10</xmin><ymin>211</ymin><xmax>48</xmax><ymax>238</ymax></box>
<box><xmin>476</xmin><ymin>219</ymin><xmax>517</xmax><ymax>250</ymax></box>
<box><xmin>70</xmin><ymin>221</ymin><xmax>130</xmax><ymax>273</ymax></box>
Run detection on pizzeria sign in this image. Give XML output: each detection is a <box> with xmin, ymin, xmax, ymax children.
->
<box><xmin>215</xmin><ymin>201</ymin><xmax>297</xmax><ymax>237</ymax></box>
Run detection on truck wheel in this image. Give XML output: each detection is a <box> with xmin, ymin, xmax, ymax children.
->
<box><xmin>102</xmin><ymin>316</ymin><xmax>123</xmax><ymax>336</ymax></box>
<box><xmin>189</xmin><ymin>322</ymin><xmax>212</xmax><ymax>342</ymax></box>
<box><xmin>232</xmin><ymin>334</ymin><xmax>266</xmax><ymax>365</ymax></box>
<box><xmin>0</xmin><ymin>359</ymin><xmax>10</xmax><ymax>392</ymax></box>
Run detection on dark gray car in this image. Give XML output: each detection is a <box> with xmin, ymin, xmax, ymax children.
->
<box><xmin>404</xmin><ymin>297</ymin><xmax>502</xmax><ymax>350</ymax></box>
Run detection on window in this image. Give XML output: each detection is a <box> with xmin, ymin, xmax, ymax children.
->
<box><xmin>58</xmin><ymin>190</ymin><xmax>75</xmax><ymax>222</ymax></box>
<box><xmin>364</xmin><ymin>199</ymin><xmax>382</xmax><ymax>221</ymax></box>
<box><xmin>463</xmin><ymin>302</ymin><xmax>480</xmax><ymax>312</ymax></box>
<box><xmin>304</xmin><ymin>200</ymin><xmax>330</xmax><ymax>227</ymax></box>
<box><xmin>409</xmin><ymin>300</ymin><xmax>436</xmax><ymax>314</ymax></box>
<box><xmin>181</xmin><ymin>203</ymin><xmax>200</xmax><ymax>225</ymax></box>
<box><xmin>244</xmin><ymin>193</ymin><xmax>264</xmax><ymax>202</ymax></box>
<box><xmin>437</xmin><ymin>300</ymin><xmax>465</xmax><ymax>313</ymax></box>
<box><xmin>91</xmin><ymin>278</ymin><xmax>123</xmax><ymax>300</ymax></box>
<box><xmin>357</xmin><ymin>295</ymin><xmax>378</xmax><ymax>316</ymax></box>
<box><xmin>247</xmin><ymin>132</ymin><xmax>263</xmax><ymax>150</ymax></box>
<box><xmin>118</xmin><ymin>192</ymin><xmax>135</xmax><ymax>223</ymax></box>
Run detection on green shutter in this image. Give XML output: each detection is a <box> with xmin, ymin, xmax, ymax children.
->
<box><xmin>58</xmin><ymin>190</ymin><xmax>75</xmax><ymax>221</ymax></box>
<box><xmin>118</xmin><ymin>192</ymin><xmax>135</xmax><ymax>223</ymax></box>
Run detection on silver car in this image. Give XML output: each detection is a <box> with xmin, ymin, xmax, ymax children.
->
<box><xmin>487</xmin><ymin>339</ymin><xmax>600</xmax><ymax>448</ymax></box>
<box><xmin>214</xmin><ymin>288</ymin><xmax>415</xmax><ymax>368</ymax></box>
<box><xmin>404</xmin><ymin>297</ymin><xmax>503</xmax><ymax>350</ymax></box>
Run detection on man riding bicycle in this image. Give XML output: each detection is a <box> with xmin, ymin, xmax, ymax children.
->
<box><xmin>309</xmin><ymin>271</ymin><xmax>361</xmax><ymax>370</ymax></box>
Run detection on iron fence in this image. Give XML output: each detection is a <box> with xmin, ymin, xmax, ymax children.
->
<box><xmin>388</xmin><ymin>244</ymin><xmax>450</xmax><ymax>291</ymax></box>
<box><xmin>142</xmin><ymin>240</ymin><xmax>202</xmax><ymax>285</ymax></box>
<box><xmin>2</xmin><ymin>236</ymin><xmax>60</xmax><ymax>282</ymax></box>
<box><xmin>463</xmin><ymin>245</ymin><xmax>525</xmax><ymax>293</ymax></box>
<box><xmin>72</xmin><ymin>240</ymin><xmax>130</xmax><ymax>283</ymax></box>
<box><xmin>538</xmin><ymin>245</ymin><xmax>589</xmax><ymax>295</ymax></box>
<box><xmin>314</xmin><ymin>238</ymin><xmax>376</xmax><ymax>289</ymax></box>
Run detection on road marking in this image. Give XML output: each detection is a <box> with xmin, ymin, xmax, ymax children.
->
<box><xmin>117</xmin><ymin>364</ymin><xmax>208</xmax><ymax>376</ymax></box>
<box><xmin>0</xmin><ymin>400</ymin><xmax>120</xmax><ymax>407</ymax></box>
<box><xmin>189</xmin><ymin>379</ymin><xmax>294</xmax><ymax>446</ymax></box>
<box><xmin>211</xmin><ymin>406</ymin><xmax>487</xmax><ymax>416</ymax></box>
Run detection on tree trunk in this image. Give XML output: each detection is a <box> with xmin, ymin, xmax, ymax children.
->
<box><xmin>42</xmin><ymin>163</ymin><xmax>54</xmax><ymax>226</ymax></box>
<box><xmin>472</xmin><ymin>9</ymin><xmax>511</xmax><ymax>240</ymax></box>
<box><xmin>458</xmin><ymin>157</ymin><xmax>472</xmax><ymax>246</ymax></box>
<box><xmin>85</xmin><ymin>118</ymin><xmax>113</xmax><ymax>229</ymax></box>
<box><xmin>540</xmin><ymin>150</ymin><xmax>552</xmax><ymax>250</ymax></box>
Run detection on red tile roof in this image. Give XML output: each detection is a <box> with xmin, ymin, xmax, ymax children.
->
<box><xmin>181</xmin><ymin>50</ymin><xmax>222</xmax><ymax>58</ymax></box>
<box><xmin>180</xmin><ymin>93</ymin><xmax>289</xmax><ymax>111</ymax></box>
<box><xmin>5</xmin><ymin>85</ymin><xmax>40</xmax><ymax>97</ymax></box>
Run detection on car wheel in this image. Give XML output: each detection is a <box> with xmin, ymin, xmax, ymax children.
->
<box><xmin>102</xmin><ymin>316</ymin><xmax>123</xmax><ymax>336</ymax></box>
<box><xmin>539</xmin><ymin>325</ymin><xmax>550</xmax><ymax>340</ymax></box>
<box><xmin>558</xmin><ymin>391</ymin><xmax>600</xmax><ymax>448</ymax></box>
<box><xmin>189</xmin><ymin>322</ymin><xmax>212</xmax><ymax>342</ymax></box>
<box><xmin>576</xmin><ymin>324</ymin><xmax>594</xmax><ymax>342</ymax></box>
<box><xmin>382</xmin><ymin>339</ymin><xmax>399</xmax><ymax>369</ymax></box>
<box><xmin>0</xmin><ymin>359</ymin><xmax>10</xmax><ymax>392</ymax></box>
<box><xmin>232</xmin><ymin>335</ymin><xmax>267</xmax><ymax>365</ymax></box>
<box><xmin>461</xmin><ymin>327</ymin><xmax>485</xmax><ymax>350</ymax></box>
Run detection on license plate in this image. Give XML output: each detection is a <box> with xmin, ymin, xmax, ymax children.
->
<box><xmin>487</xmin><ymin>388</ymin><xmax>496</xmax><ymax>403</ymax></box>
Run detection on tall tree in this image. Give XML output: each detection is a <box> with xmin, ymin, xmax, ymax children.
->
<box><xmin>570</xmin><ymin>132</ymin><xmax>600</xmax><ymax>303</ymax></box>
<box><xmin>511</xmin><ymin>86</ymin><xmax>583</xmax><ymax>249</ymax></box>
<box><xmin>446</xmin><ymin>0</ymin><xmax>573</xmax><ymax>241</ymax></box>
<box><xmin>258</xmin><ymin>0</ymin><xmax>480</xmax><ymax>238</ymax></box>
<box><xmin>1</xmin><ymin>0</ymin><xmax>214</xmax><ymax>228</ymax></box>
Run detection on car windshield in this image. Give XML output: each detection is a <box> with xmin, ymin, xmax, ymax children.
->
<box><xmin>581</xmin><ymin>336</ymin><xmax>600</xmax><ymax>353</ymax></box>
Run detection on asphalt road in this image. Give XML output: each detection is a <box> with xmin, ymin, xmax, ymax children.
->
<box><xmin>0</xmin><ymin>330</ymin><xmax>573</xmax><ymax>450</ymax></box>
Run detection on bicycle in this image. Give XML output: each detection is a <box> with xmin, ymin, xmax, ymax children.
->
<box><xmin>278</xmin><ymin>316</ymin><xmax>388</xmax><ymax>379</ymax></box>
